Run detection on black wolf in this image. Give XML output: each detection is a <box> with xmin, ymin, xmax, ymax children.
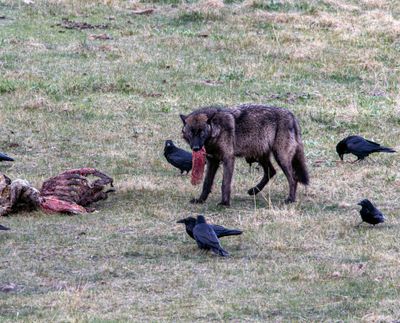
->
<box><xmin>180</xmin><ymin>104</ymin><xmax>309</xmax><ymax>206</ymax></box>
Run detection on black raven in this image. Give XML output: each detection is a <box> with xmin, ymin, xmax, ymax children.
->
<box><xmin>177</xmin><ymin>216</ymin><xmax>243</xmax><ymax>240</ymax></box>
<box><xmin>192</xmin><ymin>215</ymin><xmax>229</xmax><ymax>257</ymax></box>
<box><xmin>0</xmin><ymin>224</ymin><xmax>10</xmax><ymax>231</ymax></box>
<box><xmin>336</xmin><ymin>135</ymin><xmax>395</xmax><ymax>161</ymax></box>
<box><xmin>0</xmin><ymin>152</ymin><xmax>14</xmax><ymax>162</ymax></box>
<box><xmin>164</xmin><ymin>140</ymin><xmax>192</xmax><ymax>174</ymax></box>
<box><xmin>357</xmin><ymin>199</ymin><xmax>385</xmax><ymax>226</ymax></box>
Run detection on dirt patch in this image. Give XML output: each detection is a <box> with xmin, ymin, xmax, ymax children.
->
<box><xmin>88</xmin><ymin>34</ymin><xmax>112</xmax><ymax>40</ymax></box>
<box><xmin>56</xmin><ymin>18</ymin><xmax>109</xmax><ymax>31</ymax></box>
<box><xmin>131</xmin><ymin>8</ymin><xmax>155</xmax><ymax>15</ymax></box>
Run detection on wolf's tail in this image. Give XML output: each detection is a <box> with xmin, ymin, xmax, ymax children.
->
<box><xmin>292</xmin><ymin>121</ymin><xmax>309</xmax><ymax>185</ymax></box>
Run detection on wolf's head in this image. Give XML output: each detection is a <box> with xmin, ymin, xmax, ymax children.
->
<box><xmin>180</xmin><ymin>113</ymin><xmax>216</xmax><ymax>152</ymax></box>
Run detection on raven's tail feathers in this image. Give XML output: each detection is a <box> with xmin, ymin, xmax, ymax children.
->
<box><xmin>0</xmin><ymin>224</ymin><xmax>10</xmax><ymax>231</ymax></box>
<box><xmin>0</xmin><ymin>153</ymin><xmax>14</xmax><ymax>162</ymax></box>
<box><xmin>219</xmin><ymin>229</ymin><xmax>243</xmax><ymax>237</ymax></box>
<box><xmin>377</xmin><ymin>147</ymin><xmax>396</xmax><ymax>153</ymax></box>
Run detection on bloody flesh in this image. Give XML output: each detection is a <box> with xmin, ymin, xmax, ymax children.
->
<box><xmin>191</xmin><ymin>147</ymin><xmax>206</xmax><ymax>186</ymax></box>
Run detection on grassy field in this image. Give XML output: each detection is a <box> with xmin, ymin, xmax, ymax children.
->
<box><xmin>1</xmin><ymin>0</ymin><xmax>400</xmax><ymax>321</ymax></box>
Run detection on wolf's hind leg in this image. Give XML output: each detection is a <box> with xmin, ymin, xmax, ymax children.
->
<box><xmin>247</xmin><ymin>155</ymin><xmax>276</xmax><ymax>195</ymax></box>
<box><xmin>273</xmin><ymin>151</ymin><xmax>297</xmax><ymax>203</ymax></box>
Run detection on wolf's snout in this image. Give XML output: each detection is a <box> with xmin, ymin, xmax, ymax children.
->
<box><xmin>192</xmin><ymin>145</ymin><xmax>201</xmax><ymax>152</ymax></box>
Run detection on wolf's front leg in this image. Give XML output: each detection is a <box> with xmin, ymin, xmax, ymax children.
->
<box><xmin>190</xmin><ymin>157</ymin><xmax>220</xmax><ymax>204</ymax></box>
<box><xmin>219</xmin><ymin>157</ymin><xmax>235</xmax><ymax>206</ymax></box>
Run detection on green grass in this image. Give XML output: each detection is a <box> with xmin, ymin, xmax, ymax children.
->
<box><xmin>1</xmin><ymin>0</ymin><xmax>400</xmax><ymax>321</ymax></box>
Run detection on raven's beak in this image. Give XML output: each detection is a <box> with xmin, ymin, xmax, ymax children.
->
<box><xmin>176</xmin><ymin>219</ymin><xmax>185</xmax><ymax>224</ymax></box>
<box><xmin>357</xmin><ymin>202</ymin><xmax>362</xmax><ymax>206</ymax></box>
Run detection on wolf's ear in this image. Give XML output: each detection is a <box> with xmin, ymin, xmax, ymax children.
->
<box><xmin>180</xmin><ymin>114</ymin><xmax>187</xmax><ymax>125</ymax></box>
<box><xmin>206</xmin><ymin>112</ymin><xmax>216</xmax><ymax>125</ymax></box>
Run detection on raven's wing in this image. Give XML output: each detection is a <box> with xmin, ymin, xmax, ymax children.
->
<box><xmin>365</xmin><ymin>139</ymin><xmax>395</xmax><ymax>153</ymax></box>
<box><xmin>176</xmin><ymin>149</ymin><xmax>193</xmax><ymax>169</ymax></box>
<box><xmin>371</xmin><ymin>207</ymin><xmax>385</xmax><ymax>222</ymax></box>
<box><xmin>364</xmin><ymin>139</ymin><xmax>381</xmax><ymax>147</ymax></box>
<box><xmin>175</xmin><ymin>147</ymin><xmax>192</xmax><ymax>160</ymax></box>
<box><xmin>167</xmin><ymin>151</ymin><xmax>192</xmax><ymax>169</ymax></box>
<box><xmin>347</xmin><ymin>137</ymin><xmax>381</xmax><ymax>155</ymax></box>
<box><xmin>211</xmin><ymin>224</ymin><xmax>242</xmax><ymax>238</ymax></box>
<box><xmin>193</xmin><ymin>224</ymin><xmax>222</xmax><ymax>249</ymax></box>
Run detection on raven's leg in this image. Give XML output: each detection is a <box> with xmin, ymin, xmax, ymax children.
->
<box><xmin>350</xmin><ymin>157</ymin><xmax>362</xmax><ymax>164</ymax></box>
<box><xmin>355</xmin><ymin>221</ymin><xmax>364</xmax><ymax>227</ymax></box>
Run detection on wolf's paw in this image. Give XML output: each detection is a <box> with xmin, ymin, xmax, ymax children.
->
<box><xmin>190</xmin><ymin>198</ymin><xmax>204</xmax><ymax>204</ymax></box>
<box><xmin>247</xmin><ymin>187</ymin><xmax>260</xmax><ymax>196</ymax></box>
<box><xmin>284</xmin><ymin>197</ymin><xmax>295</xmax><ymax>204</ymax></box>
<box><xmin>217</xmin><ymin>201</ymin><xmax>230</xmax><ymax>207</ymax></box>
